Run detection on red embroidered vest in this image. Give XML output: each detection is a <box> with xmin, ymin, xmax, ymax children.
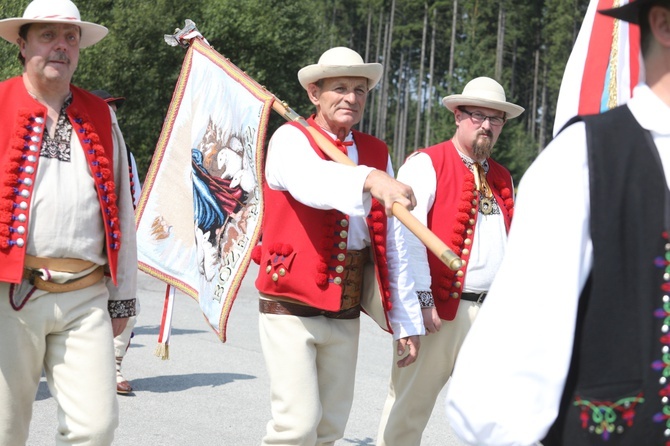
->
<box><xmin>420</xmin><ymin>141</ymin><xmax>514</xmax><ymax>320</ymax></box>
<box><xmin>0</xmin><ymin>76</ymin><xmax>120</xmax><ymax>285</ymax></box>
<box><xmin>254</xmin><ymin>118</ymin><xmax>392</xmax><ymax>315</ymax></box>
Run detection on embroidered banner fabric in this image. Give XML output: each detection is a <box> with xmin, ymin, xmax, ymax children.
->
<box><xmin>553</xmin><ymin>0</ymin><xmax>641</xmax><ymax>136</ymax></box>
<box><xmin>136</xmin><ymin>39</ymin><xmax>273</xmax><ymax>342</ymax></box>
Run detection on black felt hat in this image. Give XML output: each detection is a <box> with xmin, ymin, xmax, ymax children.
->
<box><xmin>91</xmin><ymin>89</ymin><xmax>126</xmax><ymax>109</ymax></box>
<box><xmin>599</xmin><ymin>0</ymin><xmax>661</xmax><ymax>25</ymax></box>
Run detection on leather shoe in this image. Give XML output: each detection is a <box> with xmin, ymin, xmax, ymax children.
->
<box><xmin>116</xmin><ymin>380</ymin><xmax>133</xmax><ymax>395</ymax></box>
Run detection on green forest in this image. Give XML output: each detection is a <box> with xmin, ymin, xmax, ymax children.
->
<box><xmin>0</xmin><ymin>0</ymin><xmax>590</xmax><ymax>183</ymax></box>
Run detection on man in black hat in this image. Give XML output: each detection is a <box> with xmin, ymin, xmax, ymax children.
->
<box><xmin>92</xmin><ymin>89</ymin><xmax>141</xmax><ymax>395</ymax></box>
<box><xmin>445</xmin><ymin>1</ymin><xmax>670</xmax><ymax>445</ymax></box>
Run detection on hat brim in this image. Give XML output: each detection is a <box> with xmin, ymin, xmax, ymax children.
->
<box><xmin>298</xmin><ymin>64</ymin><xmax>383</xmax><ymax>90</ymax></box>
<box><xmin>106</xmin><ymin>97</ymin><xmax>125</xmax><ymax>108</ymax></box>
<box><xmin>442</xmin><ymin>96</ymin><xmax>525</xmax><ymax>119</ymax></box>
<box><xmin>598</xmin><ymin>2</ymin><xmax>642</xmax><ymax>24</ymax></box>
<box><xmin>0</xmin><ymin>18</ymin><xmax>108</xmax><ymax>48</ymax></box>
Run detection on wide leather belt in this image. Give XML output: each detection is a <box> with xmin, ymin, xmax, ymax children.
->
<box><xmin>340</xmin><ymin>248</ymin><xmax>369</xmax><ymax>310</ymax></box>
<box><xmin>259</xmin><ymin>248</ymin><xmax>370</xmax><ymax>318</ymax></box>
<box><xmin>259</xmin><ymin>299</ymin><xmax>360</xmax><ymax>320</ymax></box>
<box><xmin>24</xmin><ymin>255</ymin><xmax>97</xmax><ymax>273</ymax></box>
<box><xmin>461</xmin><ymin>292</ymin><xmax>487</xmax><ymax>304</ymax></box>
<box><xmin>23</xmin><ymin>254</ymin><xmax>104</xmax><ymax>293</ymax></box>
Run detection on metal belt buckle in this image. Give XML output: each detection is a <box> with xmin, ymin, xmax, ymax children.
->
<box><xmin>26</xmin><ymin>269</ymin><xmax>42</xmax><ymax>286</ymax></box>
<box><xmin>476</xmin><ymin>292</ymin><xmax>487</xmax><ymax>305</ymax></box>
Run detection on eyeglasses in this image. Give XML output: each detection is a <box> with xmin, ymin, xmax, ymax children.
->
<box><xmin>459</xmin><ymin>108</ymin><xmax>506</xmax><ymax>127</ymax></box>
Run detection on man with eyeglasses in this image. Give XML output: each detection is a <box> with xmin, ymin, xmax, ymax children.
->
<box><xmin>446</xmin><ymin>1</ymin><xmax>670</xmax><ymax>445</ymax></box>
<box><xmin>377</xmin><ymin>76</ymin><xmax>523</xmax><ymax>446</ymax></box>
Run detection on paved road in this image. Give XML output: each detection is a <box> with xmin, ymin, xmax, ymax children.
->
<box><xmin>28</xmin><ymin>264</ymin><xmax>467</xmax><ymax>445</ymax></box>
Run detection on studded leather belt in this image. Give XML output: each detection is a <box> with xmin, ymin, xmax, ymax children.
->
<box><xmin>259</xmin><ymin>248</ymin><xmax>370</xmax><ymax>318</ymax></box>
<box><xmin>340</xmin><ymin>248</ymin><xmax>369</xmax><ymax>310</ymax></box>
<box><xmin>259</xmin><ymin>299</ymin><xmax>360</xmax><ymax>319</ymax></box>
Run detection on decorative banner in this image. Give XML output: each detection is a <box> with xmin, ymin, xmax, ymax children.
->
<box><xmin>553</xmin><ymin>0</ymin><xmax>641</xmax><ymax>136</ymax></box>
<box><xmin>135</xmin><ymin>38</ymin><xmax>274</xmax><ymax>342</ymax></box>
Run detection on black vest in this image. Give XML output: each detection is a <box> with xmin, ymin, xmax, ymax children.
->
<box><xmin>544</xmin><ymin>106</ymin><xmax>669</xmax><ymax>445</ymax></box>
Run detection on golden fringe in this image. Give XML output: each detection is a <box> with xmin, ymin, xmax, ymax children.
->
<box><xmin>154</xmin><ymin>343</ymin><xmax>170</xmax><ymax>360</ymax></box>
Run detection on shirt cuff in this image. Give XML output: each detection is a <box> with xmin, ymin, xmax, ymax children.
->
<box><xmin>417</xmin><ymin>290</ymin><xmax>434</xmax><ymax>308</ymax></box>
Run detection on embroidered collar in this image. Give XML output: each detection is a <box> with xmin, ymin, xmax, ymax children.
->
<box><xmin>41</xmin><ymin>95</ymin><xmax>74</xmax><ymax>161</ymax></box>
<box><xmin>458</xmin><ymin>151</ymin><xmax>489</xmax><ymax>174</ymax></box>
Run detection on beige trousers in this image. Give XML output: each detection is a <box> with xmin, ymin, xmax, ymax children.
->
<box><xmin>259</xmin><ymin>311</ymin><xmax>360</xmax><ymax>446</ymax></box>
<box><xmin>0</xmin><ymin>281</ymin><xmax>118</xmax><ymax>446</ymax></box>
<box><xmin>377</xmin><ymin>300</ymin><xmax>480</xmax><ymax>446</ymax></box>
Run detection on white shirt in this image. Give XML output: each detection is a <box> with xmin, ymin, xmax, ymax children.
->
<box><xmin>29</xmin><ymin>107</ymin><xmax>137</xmax><ymax>302</ymax></box>
<box><xmin>266</xmin><ymin>124</ymin><xmax>423</xmax><ymax>339</ymax></box>
<box><xmin>444</xmin><ymin>84</ymin><xmax>670</xmax><ymax>446</ymax></box>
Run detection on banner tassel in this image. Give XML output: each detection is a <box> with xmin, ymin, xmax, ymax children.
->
<box><xmin>155</xmin><ymin>284</ymin><xmax>175</xmax><ymax>360</ymax></box>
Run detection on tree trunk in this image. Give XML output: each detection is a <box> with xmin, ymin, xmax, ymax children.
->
<box><xmin>368</xmin><ymin>7</ymin><xmax>384</xmax><ymax>135</ymax></box>
<box><xmin>510</xmin><ymin>38</ymin><xmax>517</xmax><ymax>98</ymax></box>
<box><xmin>538</xmin><ymin>62</ymin><xmax>548</xmax><ymax>153</ymax></box>
<box><xmin>393</xmin><ymin>50</ymin><xmax>405</xmax><ymax>165</ymax></box>
<box><xmin>530</xmin><ymin>48</ymin><xmax>539</xmax><ymax>138</ymax></box>
<box><xmin>376</xmin><ymin>16</ymin><xmax>390</xmax><ymax>139</ymax></box>
<box><xmin>394</xmin><ymin>51</ymin><xmax>411</xmax><ymax>168</ymax></box>
<box><xmin>448</xmin><ymin>0</ymin><xmax>458</xmax><ymax>94</ymax></box>
<box><xmin>360</xmin><ymin>4</ymin><xmax>373</xmax><ymax>132</ymax></box>
<box><xmin>377</xmin><ymin>0</ymin><xmax>395</xmax><ymax>141</ymax></box>
<box><xmin>494</xmin><ymin>1</ymin><xmax>505</xmax><ymax>81</ymax></box>
<box><xmin>425</xmin><ymin>7</ymin><xmax>437</xmax><ymax>147</ymax></box>
<box><xmin>413</xmin><ymin>2</ymin><xmax>429</xmax><ymax>151</ymax></box>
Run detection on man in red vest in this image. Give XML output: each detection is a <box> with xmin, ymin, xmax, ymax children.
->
<box><xmin>253</xmin><ymin>46</ymin><xmax>424</xmax><ymax>445</ymax></box>
<box><xmin>0</xmin><ymin>1</ymin><xmax>137</xmax><ymax>444</ymax></box>
<box><xmin>377</xmin><ymin>76</ymin><xmax>523</xmax><ymax>446</ymax></box>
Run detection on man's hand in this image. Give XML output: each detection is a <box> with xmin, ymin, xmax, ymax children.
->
<box><xmin>422</xmin><ymin>307</ymin><xmax>442</xmax><ymax>334</ymax></box>
<box><xmin>112</xmin><ymin>317</ymin><xmax>129</xmax><ymax>337</ymax></box>
<box><xmin>364</xmin><ymin>169</ymin><xmax>416</xmax><ymax>217</ymax></box>
<box><xmin>396</xmin><ymin>335</ymin><xmax>420</xmax><ymax>368</ymax></box>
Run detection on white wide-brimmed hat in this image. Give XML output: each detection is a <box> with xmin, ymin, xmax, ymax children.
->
<box><xmin>442</xmin><ymin>76</ymin><xmax>524</xmax><ymax>119</ymax></box>
<box><xmin>298</xmin><ymin>47</ymin><xmax>383</xmax><ymax>90</ymax></box>
<box><xmin>0</xmin><ymin>0</ymin><xmax>108</xmax><ymax>49</ymax></box>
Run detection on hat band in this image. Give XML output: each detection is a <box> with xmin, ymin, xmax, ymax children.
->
<box><xmin>33</xmin><ymin>15</ymin><xmax>79</xmax><ymax>21</ymax></box>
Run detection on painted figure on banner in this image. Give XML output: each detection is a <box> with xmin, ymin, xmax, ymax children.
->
<box><xmin>135</xmin><ymin>40</ymin><xmax>273</xmax><ymax>341</ymax></box>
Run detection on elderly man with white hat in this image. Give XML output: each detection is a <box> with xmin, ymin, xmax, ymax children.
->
<box><xmin>0</xmin><ymin>1</ymin><xmax>136</xmax><ymax>444</ymax></box>
<box><xmin>253</xmin><ymin>46</ymin><xmax>424</xmax><ymax>445</ymax></box>
<box><xmin>376</xmin><ymin>76</ymin><xmax>523</xmax><ymax>446</ymax></box>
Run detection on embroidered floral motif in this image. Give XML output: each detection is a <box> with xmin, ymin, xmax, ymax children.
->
<box><xmin>108</xmin><ymin>298</ymin><xmax>137</xmax><ymax>318</ymax></box>
<box><xmin>417</xmin><ymin>290</ymin><xmax>434</xmax><ymax>307</ymax></box>
<box><xmin>652</xmin><ymin>231</ymin><xmax>670</xmax><ymax>445</ymax></box>
<box><xmin>574</xmin><ymin>394</ymin><xmax>645</xmax><ymax>440</ymax></box>
<box><xmin>41</xmin><ymin>97</ymin><xmax>72</xmax><ymax>161</ymax></box>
